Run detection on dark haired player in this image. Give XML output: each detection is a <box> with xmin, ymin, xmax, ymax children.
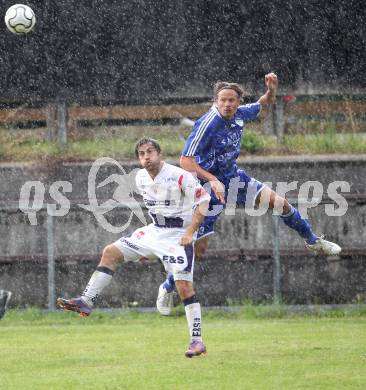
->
<box><xmin>58</xmin><ymin>138</ymin><xmax>210</xmax><ymax>358</ymax></box>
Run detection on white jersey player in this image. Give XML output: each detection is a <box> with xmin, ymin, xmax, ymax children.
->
<box><xmin>57</xmin><ymin>138</ymin><xmax>210</xmax><ymax>358</ymax></box>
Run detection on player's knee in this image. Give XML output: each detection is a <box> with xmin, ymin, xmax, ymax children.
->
<box><xmin>282</xmin><ymin>199</ymin><xmax>292</xmax><ymax>214</ymax></box>
<box><xmin>273</xmin><ymin>195</ymin><xmax>291</xmax><ymax>215</ymax></box>
<box><xmin>175</xmin><ymin>280</ymin><xmax>195</xmax><ymax>300</ymax></box>
<box><xmin>101</xmin><ymin>244</ymin><xmax>123</xmax><ymax>267</ymax></box>
<box><xmin>264</xmin><ymin>189</ymin><xmax>291</xmax><ymax>215</ymax></box>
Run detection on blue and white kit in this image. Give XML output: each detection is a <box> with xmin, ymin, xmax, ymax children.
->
<box><xmin>113</xmin><ymin>162</ymin><xmax>211</xmax><ymax>282</ymax></box>
<box><xmin>182</xmin><ymin>103</ymin><xmax>265</xmax><ymax>239</ymax></box>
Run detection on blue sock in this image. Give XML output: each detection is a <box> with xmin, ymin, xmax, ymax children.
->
<box><xmin>163</xmin><ymin>274</ymin><xmax>176</xmax><ymax>293</ymax></box>
<box><xmin>280</xmin><ymin>206</ymin><xmax>318</xmax><ymax>244</ymax></box>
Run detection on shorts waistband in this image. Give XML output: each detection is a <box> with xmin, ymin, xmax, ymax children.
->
<box><xmin>150</xmin><ymin>213</ymin><xmax>184</xmax><ymax>228</ymax></box>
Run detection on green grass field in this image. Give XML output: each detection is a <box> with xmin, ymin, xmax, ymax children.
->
<box><xmin>1</xmin><ymin>126</ymin><xmax>366</xmax><ymax>162</ymax></box>
<box><xmin>0</xmin><ymin>308</ymin><xmax>365</xmax><ymax>390</ymax></box>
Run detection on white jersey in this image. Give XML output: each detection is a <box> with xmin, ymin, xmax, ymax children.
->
<box><xmin>135</xmin><ymin>162</ymin><xmax>210</xmax><ymax>228</ymax></box>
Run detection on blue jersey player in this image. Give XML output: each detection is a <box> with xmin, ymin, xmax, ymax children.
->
<box><xmin>156</xmin><ymin>73</ymin><xmax>342</xmax><ymax>315</ymax></box>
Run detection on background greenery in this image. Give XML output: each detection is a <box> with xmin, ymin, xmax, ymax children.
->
<box><xmin>1</xmin><ymin>126</ymin><xmax>365</xmax><ymax>162</ymax></box>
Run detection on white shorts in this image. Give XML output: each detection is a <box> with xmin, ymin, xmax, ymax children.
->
<box><xmin>113</xmin><ymin>224</ymin><xmax>195</xmax><ymax>282</ymax></box>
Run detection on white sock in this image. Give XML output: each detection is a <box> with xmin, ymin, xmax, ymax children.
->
<box><xmin>81</xmin><ymin>267</ymin><xmax>114</xmax><ymax>307</ymax></box>
<box><xmin>184</xmin><ymin>302</ymin><xmax>202</xmax><ymax>341</ymax></box>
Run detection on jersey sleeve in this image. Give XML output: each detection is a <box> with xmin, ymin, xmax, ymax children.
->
<box><xmin>237</xmin><ymin>102</ymin><xmax>261</xmax><ymax>121</ymax></box>
<box><xmin>178</xmin><ymin>171</ymin><xmax>211</xmax><ymax>206</ymax></box>
<box><xmin>182</xmin><ymin>112</ymin><xmax>215</xmax><ymax>157</ymax></box>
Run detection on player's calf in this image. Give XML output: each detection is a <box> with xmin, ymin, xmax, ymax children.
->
<box><xmin>172</xmin><ymin>279</ymin><xmax>206</xmax><ymax>357</ymax></box>
<box><xmin>178</xmin><ymin>289</ymin><xmax>206</xmax><ymax>358</ymax></box>
<box><xmin>56</xmin><ymin>245</ymin><xmax>121</xmax><ymax>317</ymax></box>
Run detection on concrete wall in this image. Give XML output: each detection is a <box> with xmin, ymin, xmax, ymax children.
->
<box><xmin>0</xmin><ymin>204</ymin><xmax>365</xmax><ymax>257</ymax></box>
<box><xmin>1</xmin><ymin>155</ymin><xmax>365</xmax><ymax>306</ymax></box>
<box><xmin>1</xmin><ymin>254</ymin><xmax>365</xmax><ymax>307</ymax></box>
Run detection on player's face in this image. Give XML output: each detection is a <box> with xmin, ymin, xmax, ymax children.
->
<box><xmin>216</xmin><ymin>89</ymin><xmax>241</xmax><ymax>119</ymax></box>
<box><xmin>137</xmin><ymin>143</ymin><xmax>161</xmax><ymax>170</ymax></box>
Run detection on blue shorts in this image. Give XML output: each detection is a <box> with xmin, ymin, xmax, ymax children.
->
<box><xmin>197</xmin><ymin>169</ymin><xmax>264</xmax><ymax>240</ymax></box>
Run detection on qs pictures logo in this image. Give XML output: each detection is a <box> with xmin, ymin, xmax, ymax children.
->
<box><xmin>19</xmin><ymin>158</ymin><xmax>146</xmax><ymax>233</ymax></box>
<box><xmin>78</xmin><ymin>158</ymin><xmax>146</xmax><ymax>233</ymax></box>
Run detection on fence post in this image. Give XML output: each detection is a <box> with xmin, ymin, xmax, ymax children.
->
<box><xmin>262</xmin><ymin>106</ymin><xmax>274</xmax><ymax>135</ymax></box>
<box><xmin>261</xmin><ymin>96</ymin><xmax>285</xmax><ymax>138</ymax></box>
<box><xmin>46</xmin><ymin>102</ymin><xmax>68</xmax><ymax>146</ymax></box>
<box><xmin>272</xmin><ymin>215</ymin><xmax>281</xmax><ymax>303</ymax></box>
<box><xmin>56</xmin><ymin>102</ymin><xmax>67</xmax><ymax>147</ymax></box>
<box><xmin>47</xmin><ymin>211</ymin><xmax>55</xmax><ymax>311</ymax></box>
<box><xmin>46</xmin><ymin>103</ymin><xmax>57</xmax><ymax>141</ymax></box>
<box><xmin>273</xmin><ymin>96</ymin><xmax>285</xmax><ymax>139</ymax></box>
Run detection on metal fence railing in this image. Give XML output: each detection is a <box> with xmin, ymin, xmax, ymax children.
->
<box><xmin>0</xmin><ymin>94</ymin><xmax>365</xmax><ymax>147</ymax></box>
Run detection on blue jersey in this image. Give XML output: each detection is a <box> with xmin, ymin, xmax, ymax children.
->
<box><xmin>182</xmin><ymin>103</ymin><xmax>261</xmax><ymax>181</ymax></box>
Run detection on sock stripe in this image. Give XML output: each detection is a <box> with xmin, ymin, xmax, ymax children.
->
<box><xmin>183</xmin><ymin>294</ymin><xmax>198</xmax><ymax>306</ymax></box>
<box><xmin>96</xmin><ymin>266</ymin><xmax>115</xmax><ymax>276</ymax></box>
<box><xmin>280</xmin><ymin>205</ymin><xmax>295</xmax><ymax>218</ymax></box>
<box><xmin>280</xmin><ymin>206</ymin><xmax>318</xmax><ymax>244</ymax></box>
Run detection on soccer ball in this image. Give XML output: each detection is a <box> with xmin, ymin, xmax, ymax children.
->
<box><xmin>4</xmin><ymin>4</ymin><xmax>36</xmax><ymax>34</ymax></box>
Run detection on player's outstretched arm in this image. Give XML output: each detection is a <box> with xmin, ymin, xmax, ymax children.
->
<box><xmin>180</xmin><ymin>156</ymin><xmax>225</xmax><ymax>203</ymax></box>
<box><xmin>179</xmin><ymin>200</ymin><xmax>209</xmax><ymax>246</ymax></box>
<box><xmin>257</xmin><ymin>72</ymin><xmax>278</xmax><ymax>106</ymax></box>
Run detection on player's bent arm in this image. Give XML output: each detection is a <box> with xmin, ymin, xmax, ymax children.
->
<box><xmin>257</xmin><ymin>72</ymin><xmax>278</xmax><ymax>106</ymax></box>
<box><xmin>257</xmin><ymin>91</ymin><xmax>275</xmax><ymax>106</ymax></box>
<box><xmin>178</xmin><ymin>200</ymin><xmax>209</xmax><ymax>246</ymax></box>
<box><xmin>180</xmin><ymin>156</ymin><xmax>225</xmax><ymax>202</ymax></box>
<box><xmin>180</xmin><ymin>156</ymin><xmax>216</xmax><ymax>182</ymax></box>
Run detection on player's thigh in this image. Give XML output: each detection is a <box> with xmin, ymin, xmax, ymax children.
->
<box><xmin>112</xmin><ymin>225</ymin><xmax>156</xmax><ymax>262</ymax></box>
<box><xmin>99</xmin><ymin>244</ymin><xmax>125</xmax><ymax>270</ymax></box>
<box><xmin>256</xmin><ymin>186</ymin><xmax>291</xmax><ymax>213</ymax></box>
<box><xmin>236</xmin><ymin>169</ymin><xmax>265</xmax><ymax>208</ymax></box>
<box><xmin>102</xmin><ymin>244</ymin><xmax>124</xmax><ymax>260</ymax></box>
<box><xmin>194</xmin><ymin>236</ymin><xmax>210</xmax><ymax>258</ymax></box>
<box><xmin>158</xmin><ymin>242</ymin><xmax>195</xmax><ymax>283</ymax></box>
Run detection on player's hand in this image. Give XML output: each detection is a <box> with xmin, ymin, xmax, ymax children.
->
<box><xmin>179</xmin><ymin>232</ymin><xmax>194</xmax><ymax>246</ymax></box>
<box><xmin>265</xmin><ymin>72</ymin><xmax>278</xmax><ymax>93</ymax></box>
<box><xmin>209</xmin><ymin>179</ymin><xmax>225</xmax><ymax>203</ymax></box>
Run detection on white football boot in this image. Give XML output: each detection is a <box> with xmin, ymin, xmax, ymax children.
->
<box><xmin>305</xmin><ymin>235</ymin><xmax>342</xmax><ymax>256</ymax></box>
<box><xmin>156</xmin><ymin>283</ymin><xmax>173</xmax><ymax>316</ymax></box>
